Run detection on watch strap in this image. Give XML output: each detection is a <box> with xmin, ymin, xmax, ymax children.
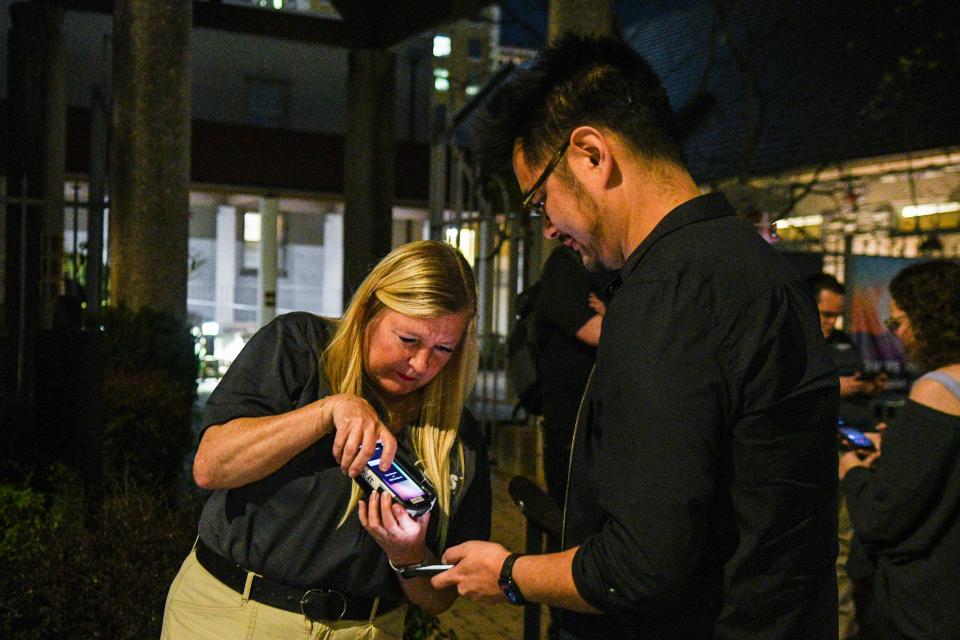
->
<box><xmin>498</xmin><ymin>553</ymin><xmax>526</xmax><ymax>606</ymax></box>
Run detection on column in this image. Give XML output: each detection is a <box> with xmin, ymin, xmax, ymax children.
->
<box><xmin>259</xmin><ymin>198</ymin><xmax>278</xmax><ymax>327</ymax></box>
<box><xmin>214</xmin><ymin>205</ymin><xmax>237</xmax><ymax>326</ymax></box>
<box><xmin>109</xmin><ymin>0</ymin><xmax>192</xmax><ymax>319</ymax></box>
<box><xmin>343</xmin><ymin>48</ymin><xmax>396</xmax><ymax>307</ymax></box>
<box><xmin>322</xmin><ymin>209</ymin><xmax>344</xmax><ymax>316</ymax></box>
<box><xmin>85</xmin><ymin>85</ymin><xmax>108</xmax><ymax>313</ymax></box>
<box><xmin>3</xmin><ymin>1</ymin><xmax>66</xmax><ymax>401</ymax></box>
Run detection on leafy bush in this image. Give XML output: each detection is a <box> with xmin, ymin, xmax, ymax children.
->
<box><xmin>96</xmin><ymin>306</ymin><xmax>198</xmax><ymax>492</ymax></box>
<box><xmin>0</xmin><ymin>475</ymin><xmax>201</xmax><ymax>639</ymax></box>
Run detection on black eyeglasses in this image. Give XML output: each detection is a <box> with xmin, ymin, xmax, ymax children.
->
<box><xmin>520</xmin><ymin>140</ymin><xmax>570</xmax><ymax>217</ymax></box>
<box><xmin>884</xmin><ymin>314</ymin><xmax>908</xmax><ymax>332</ymax></box>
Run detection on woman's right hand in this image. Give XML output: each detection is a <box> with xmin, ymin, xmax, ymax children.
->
<box><xmin>325</xmin><ymin>394</ymin><xmax>398</xmax><ymax>478</ymax></box>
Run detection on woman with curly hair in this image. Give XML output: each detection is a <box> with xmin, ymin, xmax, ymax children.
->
<box><xmin>840</xmin><ymin>259</ymin><xmax>960</xmax><ymax>640</ymax></box>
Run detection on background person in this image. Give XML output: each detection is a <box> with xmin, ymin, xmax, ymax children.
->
<box><xmin>807</xmin><ymin>271</ymin><xmax>885</xmax><ymax>639</ymax></box>
<box><xmin>535</xmin><ymin>244</ymin><xmax>614</xmax><ymax>640</ymax></box>
<box><xmin>808</xmin><ymin>272</ymin><xmax>887</xmax><ymax>424</ymax></box>
<box><xmin>161</xmin><ymin>240</ymin><xmax>491</xmax><ymax>640</ymax></box>
<box><xmin>535</xmin><ymin>245</ymin><xmax>614</xmax><ymax>512</ymax></box>
<box><xmin>840</xmin><ymin>259</ymin><xmax>960</xmax><ymax>640</ymax></box>
<box><xmin>435</xmin><ymin>34</ymin><xmax>839</xmax><ymax>639</ymax></box>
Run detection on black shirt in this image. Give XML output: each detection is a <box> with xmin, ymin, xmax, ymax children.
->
<box><xmin>536</xmin><ymin>246</ymin><xmax>615</xmax><ymax>433</ymax></box>
<box><xmin>843</xmin><ymin>399</ymin><xmax>960</xmax><ymax>639</ymax></box>
<box><xmin>827</xmin><ymin>329</ymin><xmax>873</xmax><ymax>428</ymax></box>
<box><xmin>197</xmin><ymin>312</ymin><xmax>491</xmax><ymax>599</ymax></box>
<box><xmin>563</xmin><ymin>193</ymin><xmax>840</xmax><ymax>639</ymax></box>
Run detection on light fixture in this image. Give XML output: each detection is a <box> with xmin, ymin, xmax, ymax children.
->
<box><xmin>201</xmin><ymin>321</ymin><xmax>221</xmax><ymax>336</ymax></box>
<box><xmin>901</xmin><ymin>202</ymin><xmax>960</xmax><ymax>218</ymax></box>
<box><xmin>775</xmin><ymin>214</ymin><xmax>823</xmax><ymax>228</ymax></box>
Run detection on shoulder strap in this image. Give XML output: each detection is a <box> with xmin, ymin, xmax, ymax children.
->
<box><xmin>918</xmin><ymin>371</ymin><xmax>960</xmax><ymax>401</ymax></box>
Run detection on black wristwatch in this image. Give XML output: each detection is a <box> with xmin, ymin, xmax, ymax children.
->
<box><xmin>498</xmin><ymin>553</ymin><xmax>526</xmax><ymax>606</ymax></box>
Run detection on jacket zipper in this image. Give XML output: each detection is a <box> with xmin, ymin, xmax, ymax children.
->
<box><xmin>561</xmin><ymin>364</ymin><xmax>596</xmax><ymax>549</ymax></box>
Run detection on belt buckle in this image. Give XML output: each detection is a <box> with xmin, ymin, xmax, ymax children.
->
<box><xmin>300</xmin><ymin>588</ymin><xmax>347</xmax><ymax>621</ymax></box>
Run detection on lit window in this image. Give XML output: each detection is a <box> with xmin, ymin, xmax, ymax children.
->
<box><xmin>242</xmin><ymin>212</ymin><xmax>288</xmax><ymax>275</ymax></box>
<box><xmin>465</xmin><ymin>72</ymin><xmax>480</xmax><ymax>96</ymax></box>
<box><xmin>444</xmin><ymin>227</ymin><xmax>476</xmax><ymax>265</ymax></box>
<box><xmin>244</xmin><ymin>213</ymin><xmax>262</xmax><ymax>242</ymax></box>
<box><xmin>433</xmin><ymin>35</ymin><xmax>451</xmax><ymax>57</ymax></box>
<box><xmin>433</xmin><ymin>67</ymin><xmax>450</xmax><ymax>92</ymax></box>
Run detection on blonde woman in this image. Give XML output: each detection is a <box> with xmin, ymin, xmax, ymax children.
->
<box><xmin>162</xmin><ymin>240</ymin><xmax>490</xmax><ymax>639</ymax></box>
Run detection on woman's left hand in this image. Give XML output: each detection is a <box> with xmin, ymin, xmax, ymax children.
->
<box><xmin>839</xmin><ymin>448</ymin><xmax>880</xmax><ymax>480</ymax></box>
<box><xmin>359</xmin><ymin>490</ymin><xmax>431</xmax><ymax>567</ymax></box>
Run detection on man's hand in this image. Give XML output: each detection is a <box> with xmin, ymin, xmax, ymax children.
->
<box><xmin>431</xmin><ymin>541</ymin><xmax>512</xmax><ymax>603</ymax></box>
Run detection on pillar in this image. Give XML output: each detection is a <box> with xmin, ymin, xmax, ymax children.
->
<box><xmin>109</xmin><ymin>0</ymin><xmax>191</xmax><ymax>319</ymax></box>
<box><xmin>85</xmin><ymin>85</ymin><xmax>108</xmax><ymax>314</ymax></box>
<box><xmin>343</xmin><ymin>48</ymin><xmax>396</xmax><ymax>306</ymax></box>
<box><xmin>214</xmin><ymin>205</ymin><xmax>237</xmax><ymax>326</ymax></box>
<box><xmin>259</xmin><ymin>198</ymin><xmax>278</xmax><ymax>327</ymax></box>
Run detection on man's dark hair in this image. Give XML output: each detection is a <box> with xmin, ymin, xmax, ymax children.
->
<box><xmin>807</xmin><ymin>272</ymin><xmax>845</xmax><ymax>297</ymax></box>
<box><xmin>889</xmin><ymin>260</ymin><xmax>960</xmax><ymax>370</ymax></box>
<box><xmin>472</xmin><ymin>34</ymin><xmax>682</xmax><ymax>177</ymax></box>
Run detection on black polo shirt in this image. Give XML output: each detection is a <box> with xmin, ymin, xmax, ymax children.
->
<box><xmin>563</xmin><ymin>193</ymin><xmax>840</xmax><ymax>639</ymax></box>
<box><xmin>197</xmin><ymin>312</ymin><xmax>491</xmax><ymax>599</ymax></box>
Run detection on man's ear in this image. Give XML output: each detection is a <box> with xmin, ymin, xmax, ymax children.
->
<box><xmin>568</xmin><ymin>126</ymin><xmax>614</xmax><ymax>189</ymax></box>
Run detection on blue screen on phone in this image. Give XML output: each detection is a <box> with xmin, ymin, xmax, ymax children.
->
<box><xmin>367</xmin><ymin>443</ymin><xmax>427</xmax><ymax>501</ymax></box>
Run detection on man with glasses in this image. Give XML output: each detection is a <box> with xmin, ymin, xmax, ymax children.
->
<box><xmin>808</xmin><ymin>272</ymin><xmax>887</xmax><ymax>421</ymax></box>
<box><xmin>433</xmin><ymin>35</ymin><xmax>839</xmax><ymax>639</ymax></box>
<box><xmin>806</xmin><ymin>272</ymin><xmax>886</xmax><ymax>640</ymax></box>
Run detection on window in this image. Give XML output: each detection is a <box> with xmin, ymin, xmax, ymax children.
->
<box><xmin>246</xmin><ymin>78</ymin><xmax>289</xmax><ymax>129</ymax></box>
<box><xmin>467</xmin><ymin>38</ymin><xmax>483</xmax><ymax>61</ymax></box>
<box><xmin>241</xmin><ymin>211</ymin><xmax>287</xmax><ymax>275</ymax></box>
<box><xmin>433</xmin><ymin>34</ymin><xmax>451</xmax><ymax>57</ymax></box>
<box><xmin>433</xmin><ymin>67</ymin><xmax>450</xmax><ymax>92</ymax></box>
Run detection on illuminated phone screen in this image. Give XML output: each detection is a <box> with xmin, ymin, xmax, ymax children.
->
<box><xmin>367</xmin><ymin>443</ymin><xmax>427</xmax><ymax>502</ymax></box>
<box><xmin>839</xmin><ymin>426</ymin><xmax>874</xmax><ymax>449</ymax></box>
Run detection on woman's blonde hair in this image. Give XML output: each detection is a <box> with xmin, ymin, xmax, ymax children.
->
<box><xmin>323</xmin><ymin>240</ymin><xmax>478</xmax><ymax>545</ymax></box>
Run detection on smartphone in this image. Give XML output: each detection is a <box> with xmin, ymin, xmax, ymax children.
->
<box><xmin>839</xmin><ymin>425</ymin><xmax>876</xmax><ymax>452</ymax></box>
<box><xmin>355</xmin><ymin>442</ymin><xmax>436</xmax><ymax>518</ymax></box>
<box><xmin>398</xmin><ymin>564</ymin><xmax>454</xmax><ymax>579</ymax></box>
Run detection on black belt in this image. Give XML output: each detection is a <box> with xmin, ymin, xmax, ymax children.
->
<box><xmin>194</xmin><ymin>540</ymin><xmax>399</xmax><ymax>621</ymax></box>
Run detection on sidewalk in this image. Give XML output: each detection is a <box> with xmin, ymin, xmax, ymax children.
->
<box><xmin>437</xmin><ymin>424</ymin><xmax>552</xmax><ymax>639</ymax></box>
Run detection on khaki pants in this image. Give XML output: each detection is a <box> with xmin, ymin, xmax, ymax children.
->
<box><xmin>161</xmin><ymin>551</ymin><xmax>406</xmax><ymax>640</ymax></box>
<box><xmin>837</xmin><ymin>496</ymin><xmax>858</xmax><ymax>640</ymax></box>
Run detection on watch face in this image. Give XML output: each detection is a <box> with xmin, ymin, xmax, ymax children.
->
<box><xmin>500</xmin><ymin>581</ymin><xmax>525</xmax><ymax>605</ymax></box>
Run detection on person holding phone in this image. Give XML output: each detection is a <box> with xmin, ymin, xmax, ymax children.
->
<box><xmin>840</xmin><ymin>260</ymin><xmax>960</xmax><ymax>640</ymax></box>
<box><xmin>161</xmin><ymin>241</ymin><xmax>491</xmax><ymax>640</ymax></box>
<box><xmin>437</xmin><ymin>35</ymin><xmax>839</xmax><ymax>639</ymax></box>
<box><xmin>807</xmin><ymin>272</ymin><xmax>888</xmax><ymax>419</ymax></box>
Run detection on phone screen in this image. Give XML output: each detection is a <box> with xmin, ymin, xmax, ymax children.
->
<box><xmin>367</xmin><ymin>443</ymin><xmax>428</xmax><ymax>502</ymax></box>
<box><xmin>839</xmin><ymin>426</ymin><xmax>875</xmax><ymax>450</ymax></box>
